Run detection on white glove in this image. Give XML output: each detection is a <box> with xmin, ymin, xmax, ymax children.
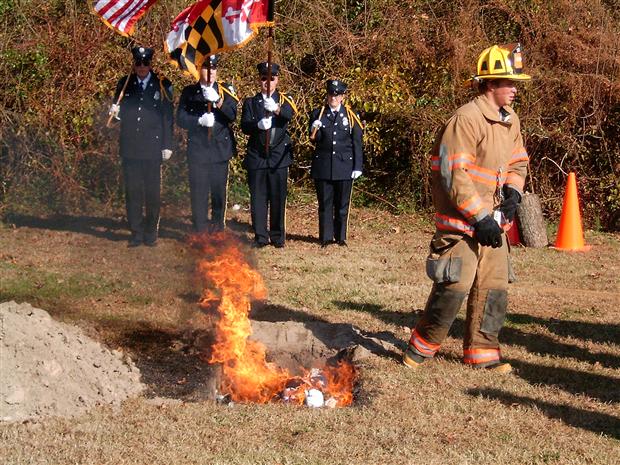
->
<box><xmin>109</xmin><ymin>103</ymin><xmax>120</xmax><ymax>118</ymax></box>
<box><xmin>204</xmin><ymin>86</ymin><xmax>220</xmax><ymax>103</ymax></box>
<box><xmin>198</xmin><ymin>112</ymin><xmax>215</xmax><ymax>127</ymax></box>
<box><xmin>351</xmin><ymin>170</ymin><xmax>362</xmax><ymax>180</ymax></box>
<box><xmin>161</xmin><ymin>149</ymin><xmax>172</xmax><ymax>161</ymax></box>
<box><xmin>257</xmin><ymin>117</ymin><xmax>272</xmax><ymax>130</ymax></box>
<box><xmin>263</xmin><ymin>97</ymin><xmax>279</xmax><ymax>113</ymax></box>
<box><xmin>311</xmin><ymin>120</ymin><xmax>322</xmax><ymax>130</ymax></box>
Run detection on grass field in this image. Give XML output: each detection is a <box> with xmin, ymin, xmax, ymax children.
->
<box><xmin>1</xmin><ymin>202</ymin><xmax>619</xmax><ymax>465</ymax></box>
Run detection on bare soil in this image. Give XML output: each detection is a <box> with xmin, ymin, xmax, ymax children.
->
<box><xmin>0</xmin><ymin>301</ymin><xmax>144</xmax><ymax>422</ymax></box>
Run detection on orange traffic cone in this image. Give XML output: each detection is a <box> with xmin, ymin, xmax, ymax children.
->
<box><xmin>554</xmin><ymin>172</ymin><xmax>591</xmax><ymax>251</ymax></box>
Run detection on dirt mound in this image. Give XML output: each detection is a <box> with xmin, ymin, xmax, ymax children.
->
<box><xmin>0</xmin><ymin>301</ymin><xmax>145</xmax><ymax>422</ymax></box>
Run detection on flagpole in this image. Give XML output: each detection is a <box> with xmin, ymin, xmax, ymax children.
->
<box><xmin>264</xmin><ymin>0</ymin><xmax>275</xmax><ymax>154</ymax></box>
<box><xmin>106</xmin><ymin>65</ymin><xmax>133</xmax><ymax>128</ymax></box>
<box><xmin>207</xmin><ymin>59</ymin><xmax>212</xmax><ymax>140</ymax></box>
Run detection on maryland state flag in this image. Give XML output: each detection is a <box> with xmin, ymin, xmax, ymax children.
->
<box><xmin>166</xmin><ymin>0</ymin><xmax>274</xmax><ymax>79</ymax></box>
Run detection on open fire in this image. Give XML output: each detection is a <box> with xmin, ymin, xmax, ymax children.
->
<box><xmin>189</xmin><ymin>232</ymin><xmax>356</xmax><ymax>407</ymax></box>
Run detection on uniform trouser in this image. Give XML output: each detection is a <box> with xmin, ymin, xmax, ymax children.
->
<box><xmin>407</xmin><ymin>231</ymin><xmax>509</xmax><ymax>366</ymax></box>
<box><xmin>122</xmin><ymin>158</ymin><xmax>161</xmax><ymax>241</ymax></box>
<box><xmin>188</xmin><ymin>161</ymin><xmax>229</xmax><ymax>232</ymax></box>
<box><xmin>247</xmin><ymin>167</ymin><xmax>288</xmax><ymax>245</ymax></box>
<box><xmin>315</xmin><ymin>179</ymin><xmax>353</xmax><ymax>242</ymax></box>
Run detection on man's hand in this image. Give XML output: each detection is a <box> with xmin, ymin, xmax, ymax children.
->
<box><xmin>161</xmin><ymin>149</ymin><xmax>172</xmax><ymax>161</ymax></box>
<box><xmin>499</xmin><ymin>186</ymin><xmax>522</xmax><ymax>222</ymax></box>
<box><xmin>351</xmin><ymin>170</ymin><xmax>362</xmax><ymax>180</ymax></box>
<box><xmin>109</xmin><ymin>103</ymin><xmax>120</xmax><ymax>119</ymax></box>
<box><xmin>258</xmin><ymin>117</ymin><xmax>272</xmax><ymax>130</ymax></box>
<box><xmin>204</xmin><ymin>86</ymin><xmax>220</xmax><ymax>103</ymax></box>
<box><xmin>474</xmin><ymin>215</ymin><xmax>503</xmax><ymax>248</ymax></box>
<box><xmin>311</xmin><ymin>120</ymin><xmax>322</xmax><ymax>130</ymax></box>
<box><xmin>198</xmin><ymin>112</ymin><xmax>215</xmax><ymax>127</ymax></box>
<box><xmin>263</xmin><ymin>97</ymin><xmax>279</xmax><ymax>113</ymax></box>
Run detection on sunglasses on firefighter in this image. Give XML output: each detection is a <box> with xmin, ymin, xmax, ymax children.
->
<box><xmin>134</xmin><ymin>59</ymin><xmax>151</xmax><ymax>66</ymax></box>
<box><xmin>260</xmin><ymin>75</ymin><xmax>277</xmax><ymax>82</ymax></box>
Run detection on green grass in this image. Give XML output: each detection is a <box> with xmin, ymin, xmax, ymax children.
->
<box><xmin>0</xmin><ymin>261</ymin><xmax>127</xmax><ymax>304</ymax></box>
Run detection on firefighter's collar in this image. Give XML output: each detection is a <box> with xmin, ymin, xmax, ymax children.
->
<box><xmin>475</xmin><ymin>94</ymin><xmax>514</xmax><ymax>125</ymax></box>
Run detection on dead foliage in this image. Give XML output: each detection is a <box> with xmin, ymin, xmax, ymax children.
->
<box><xmin>0</xmin><ymin>0</ymin><xmax>619</xmax><ymax>228</ymax></box>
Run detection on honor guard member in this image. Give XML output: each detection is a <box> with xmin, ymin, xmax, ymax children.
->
<box><xmin>402</xmin><ymin>44</ymin><xmax>531</xmax><ymax>373</ymax></box>
<box><xmin>309</xmin><ymin>79</ymin><xmax>363</xmax><ymax>247</ymax></box>
<box><xmin>109</xmin><ymin>46</ymin><xmax>174</xmax><ymax>247</ymax></box>
<box><xmin>177</xmin><ymin>55</ymin><xmax>239</xmax><ymax>232</ymax></box>
<box><xmin>241</xmin><ymin>62</ymin><xmax>297</xmax><ymax>248</ymax></box>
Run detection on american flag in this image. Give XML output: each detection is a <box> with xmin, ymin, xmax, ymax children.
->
<box><xmin>93</xmin><ymin>0</ymin><xmax>158</xmax><ymax>37</ymax></box>
<box><xmin>165</xmin><ymin>0</ymin><xmax>274</xmax><ymax>80</ymax></box>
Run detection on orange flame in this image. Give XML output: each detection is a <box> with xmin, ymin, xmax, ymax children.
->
<box><xmin>189</xmin><ymin>231</ymin><xmax>356</xmax><ymax>406</ymax></box>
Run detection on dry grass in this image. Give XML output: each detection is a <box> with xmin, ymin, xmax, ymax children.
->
<box><xmin>1</xmin><ymin>201</ymin><xmax>619</xmax><ymax>465</ymax></box>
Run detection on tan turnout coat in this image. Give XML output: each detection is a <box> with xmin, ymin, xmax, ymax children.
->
<box><xmin>430</xmin><ymin>94</ymin><xmax>529</xmax><ymax>235</ymax></box>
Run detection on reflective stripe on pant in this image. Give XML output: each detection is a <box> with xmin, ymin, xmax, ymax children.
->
<box><xmin>408</xmin><ymin>232</ymin><xmax>509</xmax><ymax>365</ymax></box>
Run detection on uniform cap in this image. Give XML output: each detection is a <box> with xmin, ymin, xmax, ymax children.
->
<box><xmin>326</xmin><ymin>79</ymin><xmax>347</xmax><ymax>95</ymax></box>
<box><xmin>202</xmin><ymin>55</ymin><xmax>219</xmax><ymax>69</ymax></box>
<box><xmin>257</xmin><ymin>62</ymin><xmax>280</xmax><ymax>76</ymax></box>
<box><xmin>131</xmin><ymin>46</ymin><xmax>154</xmax><ymax>62</ymax></box>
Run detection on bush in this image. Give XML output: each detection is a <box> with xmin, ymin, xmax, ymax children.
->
<box><xmin>1</xmin><ymin>0</ymin><xmax>619</xmax><ymax>229</ymax></box>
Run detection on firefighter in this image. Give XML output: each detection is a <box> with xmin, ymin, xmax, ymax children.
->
<box><xmin>177</xmin><ymin>55</ymin><xmax>238</xmax><ymax>232</ymax></box>
<box><xmin>241</xmin><ymin>62</ymin><xmax>297</xmax><ymax>248</ymax></box>
<box><xmin>309</xmin><ymin>79</ymin><xmax>363</xmax><ymax>247</ymax></box>
<box><xmin>109</xmin><ymin>46</ymin><xmax>174</xmax><ymax>247</ymax></box>
<box><xmin>402</xmin><ymin>44</ymin><xmax>532</xmax><ymax>373</ymax></box>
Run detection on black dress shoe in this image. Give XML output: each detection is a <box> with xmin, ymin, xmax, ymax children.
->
<box><xmin>252</xmin><ymin>241</ymin><xmax>268</xmax><ymax>249</ymax></box>
<box><xmin>128</xmin><ymin>234</ymin><xmax>143</xmax><ymax>248</ymax></box>
<box><xmin>273</xmin><ymin>242</ymin><xmax>285</xmax><ymax>248</ymax></box>
<box><xmin>320</xmin><ymin>240</ymin><xmax>333</xmax><ymax>248</ymax></box>
<box><xmin>144</xmin><ymin>238</ymin><xmax>158</xmax><ymax>247</ymax></box>
<box><xmin>337</xmin><ymin>240</ymin><xmax>348</xmax><ymax>247</ymax></box>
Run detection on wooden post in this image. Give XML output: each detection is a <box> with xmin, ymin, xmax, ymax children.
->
<box><xmin>517</xmin><ymin>192</ymin><xmax>549</xmax><ymax>248</ymax></box>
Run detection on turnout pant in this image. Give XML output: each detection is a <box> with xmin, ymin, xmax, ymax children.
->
<box><xmin>122</xmin><ymin>158</ymin><xmax>161</xmax><ymax>241</ymax></box>
<box><xmin>188</xmin><ymin>161</ymin><xmax>229</xmax><ymax>232</ymax></box>
<box><xmin>407</xmin><ymin>231</ymin><xmax>509</xmax><ymax>366</ymax></box>
<box><xmin>247</xmin><ymin>167</ymin><xmax>288</xmax><ymax>245</ymax></box>
<box><xmin>315</xmin><ymin>179</ymin><xmax>353</xmax><ymax>242</ymax></box>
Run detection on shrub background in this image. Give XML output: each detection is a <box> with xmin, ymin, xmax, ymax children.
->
<box><xmin>1</xmin><ymin>0</ymin><xmax>618</xmax><ymax>228</ymax></box>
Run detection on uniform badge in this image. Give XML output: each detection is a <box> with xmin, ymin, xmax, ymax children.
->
<box><xmin>154</xmin><ymin>91</ymin><xmax>160</xmax><ymax>101</ymax></box>
<box><xmin>342</xmin><ymin>117</ymin><xmax>349</xmax><ymax>127</ymax></box>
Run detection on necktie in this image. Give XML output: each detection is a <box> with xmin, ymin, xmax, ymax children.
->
<box><xmin>139</xmin><ymin>81</ymin><xmax>145</xmax><ymax>91</ymax></box>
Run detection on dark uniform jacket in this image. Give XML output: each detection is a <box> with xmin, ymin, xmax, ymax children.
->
<box><xmin>240</xmin><ymin>91</ymin><xmax>295</xmax><ymax>170</ymax></box>
<box><xmin>176</xmin><ymin>82</ymin><xmax>238</xmax><ymax>164</ymax></box>
<box><xmin>115</xmin><ymin>72</ymin><xmax>173</xmax><ymax>160</ymax></box>
<box><xmin>309</xmin><ymin>105</ymin><xmax>363</xmax><ymax>180</ymax></box>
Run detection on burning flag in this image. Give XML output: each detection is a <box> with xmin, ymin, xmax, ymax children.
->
<box><xmin>165</xmin><ymin>0</ymin><xmax>274</xmax><ymax>79</ymax></box>
<box><xmin>92</xmin><ymin>0</ymin><xmax>158</xmax><ymax>36</ymax></box>
<box><xmin>189</xmin><ymin>231</ymin><xmax>356</xmax><ymax>407</ymax></box>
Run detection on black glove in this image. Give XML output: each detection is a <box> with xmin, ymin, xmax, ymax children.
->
<box><xmin>499</xmin><ymin>186</ymin><xmax>521</xmax><ymax>222</ymax></box>
<box><xmin>474</xmin><ymin>215</ymin><xmax>503</xmax><ymax>248</ymax></box>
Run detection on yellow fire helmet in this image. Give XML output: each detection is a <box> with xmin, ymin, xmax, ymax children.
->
<box><xmin>467</xmin><ymin>43</ymin><xmax>532</xmax><ymax>84</ymax></box>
